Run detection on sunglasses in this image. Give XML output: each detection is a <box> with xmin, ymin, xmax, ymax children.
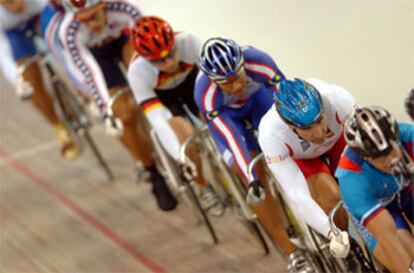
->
<box><xmin>150</xmin><ymin>47</ymin><xmax>177</xmax><ymax>65</ymax></box>
<box><xmin>214</xmin><ymin>67</ymin><xmax>245</xmax><ymax>85</ymax></box>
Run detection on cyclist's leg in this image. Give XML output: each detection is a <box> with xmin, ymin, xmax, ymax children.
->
<box><xmin>108</xmin><ymin>86</ymin><xmax>153</xmax><ymax>166</ymax></box>
<box><xmin>121</xmin><ymin>37</ymin><xmax>135</xmax><ymax>66</ymax></box>
<box><xmin>7</xmin><ymin>22</ymin><xmax>78</xmax><ymax>159</ymax></box>
<box><xmin>295</xmin><ymin>159</ymin><xmax>348</xmax><ymax>230</ymax></box>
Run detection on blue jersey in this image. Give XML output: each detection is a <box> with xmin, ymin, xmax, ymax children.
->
<box><xmin>194</xmin><ymin>46</ymin><xmax>285</xmax><ymax>181</ymax></box>
<box><xmin>337</xmin><ymin>123</ymin><xmax>414</xmax><ymax>227</ymax></box>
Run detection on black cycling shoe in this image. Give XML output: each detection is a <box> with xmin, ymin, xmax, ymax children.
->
<box><xmin>147</xmin><ymin>165</ymin><xmax>177</xmax><ymax>211</ymax></box>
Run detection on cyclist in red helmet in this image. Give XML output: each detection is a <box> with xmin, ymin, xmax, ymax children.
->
<box><xmin>127</xmin><ymin>16</ymin><xmax>223</xmax><ymax>213</ymax></box>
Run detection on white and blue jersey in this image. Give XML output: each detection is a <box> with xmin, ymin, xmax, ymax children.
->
<box><xmin>39</xmin><ymin>4</ymin><xmax>87</xmax><ymax>94</ymax></box>
<box><xmin>59</xmin><ymin>0</ymin><xmax>142</xmax><ymax>116</ymax></box>
<box><xmin>194</xmin><ymin>46</ymin><xmax>285</xmax><ymax>181</ymax></box>
<box><xmin>336</xmin><ymin>123</ymin><xmax>414</xmax><ymax>252</ymax></box>
<box><xmin>0</xmin><ymin>0</ymin><xmax>47</xmax><ymax>61</ymax></box>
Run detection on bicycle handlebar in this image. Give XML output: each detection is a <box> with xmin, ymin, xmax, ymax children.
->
<box><xmin>328</xmin><ymin>201</ymin><xmax>343</xmax><ymax>236</ymax></box>
<box><xmin>248</xmin><ymin>153</ymin><xmax>264</xmax><ymax>182</ymax></box>
<box><xmin>179</xmin><ymin>125</ymin><xmax>208</xmax><ymax>164</ymax></box>
<box><xmin>17</xmin><ymin>53</ymin><xmax>45</xmax><ymax>75</ymax></box>
<box><xmin>106</xmin><ymin>86</ymin><xmax>131</xmax><ymax>116</ymax></box>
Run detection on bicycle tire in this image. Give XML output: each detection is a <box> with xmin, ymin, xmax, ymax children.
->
<box><xmin>47</xmin><ymin>63</ymin><xmax>113</xmax><ymax>181</ymax></box>
<box><xmin>184</xmin><ymin>179</ymin><xmax>219</xmax><ymax>244</ymax></box>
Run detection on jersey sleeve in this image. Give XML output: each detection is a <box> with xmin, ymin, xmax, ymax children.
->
<box><xmin>399</xmin><ymin>123</ymin><xmax>414</xmax><ymax>159</ymax></box>
<box><xmin>339</xmin><ymin>172</ymin><xmax>383</xmax><ymax>227</ymax></box>
<box><xmin>127</xmin><ymin>57</ymin><xmax>181</xmax><ymax>160</ymax></box>
<box><xmin>243</xmin><ymin>46</ymin><xmax>286</xmax><ymax>90</ymax></box>
<box><xmin>59</xmin><ymin>16</ymin><xmax>110</xmax><ymax>116</ymax></box>
<box><xmin>258</xmin><ymin>131</ymin><xmax>331</xmax><ymax>237</ymax></box>
<box><xmin>175</xmin><ymin>32</ymin><xmax>202</xmax><ymax>64</ymax></box>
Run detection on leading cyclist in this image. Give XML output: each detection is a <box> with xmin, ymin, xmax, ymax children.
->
<box><xmin>336</xmin><ymin>106</ymin><xmax>414</xmax><ymax>273</ymax></box>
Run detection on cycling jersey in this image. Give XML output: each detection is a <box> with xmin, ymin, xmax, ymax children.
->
<box><xmin>194</xmin><ymin>46</ymin><xmax>285</xmax><ymax>181</ymax></box>
<box><xmin>258</xmin><ymin>79</ymin><xmax>357</xmax><ymax>236</ymax></box>
<box><xmin>0</xmin><ymin>0</ymin><xmax>47</xmax><ymax>61</ymax></box>
<box><xmin>0</xmin><ymin>0</ymin><xmax>47</xmax><ymax>31</ymax></box>
<box><xmin>336</xmin><ymin>123</ymin><xmax>414</xmax><ymax>251</ymax></box>
<box><xmin>127</xmin><ymin>32</ymin><xmax>202</xmax><ymax>160</ymax></box>
<box><xmin>40</xmin><ymin>4</ymin><xmax>87</xmax><ymax>93</ymax></box>
<box><xmin>59</xmin><ymin>0</ymin><xmax>142</xmax><ymax>116</ymax></box>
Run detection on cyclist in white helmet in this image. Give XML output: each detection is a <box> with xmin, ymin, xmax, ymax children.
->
<box><xmin>59</xmin><ymin>0</ymin><xmax>177</xmax><ymax>211</ymax></box>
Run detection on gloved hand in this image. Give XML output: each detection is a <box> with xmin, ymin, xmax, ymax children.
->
<box><xmin>104</xmin><ymin>115</ymin><xmax>124</xmax><ymax>137</ymax></box>
<box><xmin>16</xmin><ymin>76</ymin><xmax>33</xmax><ymax>100</ymax></box>
<box><xmin>328</xmin><ymin>230</ymin><xmax>350</xmax><ymax>259</ymax></box>
<box><xmin>246</xmin><ymin>180</ymin><xmax>265</xmax><ymax>205</ymax></box>
<box><xmin>179</xmin><ymin>160</ymin><xmax>197</xmax><ymax>181</ymax></box>
<box><xmin>408</xmin><ymin>259</ymin><xmax>414</xmax><ymax>273</ymax></box>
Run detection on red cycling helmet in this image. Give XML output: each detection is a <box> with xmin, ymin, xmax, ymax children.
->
<box><xmin>132</xmin><ymin>16</ymin><xmax>174</xmax><ymax>61</ymax></box>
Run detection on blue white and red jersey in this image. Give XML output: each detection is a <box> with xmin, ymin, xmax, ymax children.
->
<box><xmin>40</xmin><ymin>4</ymin><xmax>87</xmax><ymax>93</ymax></box>
<box><xmin>194</xmin><ymin>46</ymin><xmax>285</xmax><ymax>181</ymax></box>
<box><xmin>337</xmin><ymin>123</ymin><xmax>414</xmax><ymax>228</ymax></box>
<box><xmin>58</xmin><ymin>0</ymin><xmax>141</xmax><ymax>116</ymax></box>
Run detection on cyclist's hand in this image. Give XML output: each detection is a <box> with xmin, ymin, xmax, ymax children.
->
<box><xmin>246</xmin><ymin>180</ymin><xmax>265</xmax><ymax>205</ymax></box>
<box><xmin>328</xmin><ymin>230</ymin><xmax>350</xmax><ymax>259</ymax></box>
<box><xmin>179</xmin><ymin>161</ymin><xmax>197</xmax><ymax>181</ymax></box>
<box><xmin>16</xmin><ymin>76</ymin><xmax>33</xmax><ymax>100</ymax></box>
<box><xmin>105</xmin><ymin>115</ymin><xmax>124</xmax><ymax>137</ymax></box>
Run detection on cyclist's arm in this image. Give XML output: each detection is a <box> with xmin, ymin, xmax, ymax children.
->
<box><xmin>259</xmin><ymin>134</ymin><xmax>331</xmax><ymax>237</ymax></box>
<box><xmin>127</xmin><ymin>59</ymin><xmax>181</xmax><ymax>160</ymax></box>
<box><xmin>399</xmin><ymin>123</ymin><xmax>414</xmax><ymax>158</ymax></box>
<box><xmin>243</xmin><ymin>46</ymin><xmax>286</xmax><ymax>89</ymax></box>
<box><xmin>0</xmin><ymin>30</ymin><xmax>18</xmax><ymax>86</ymax></box>
<box><xmin>366</xmin><ymin>210</ymin><xmax>412</xmax><ymax>272</ymax></box>
<box><xmin>175</xmin><ymin>32</ymin><xmax>203</xmax><ymax>64</ymax></box>
<box><xmin>60</xmin><ymin>17</ymin><xmax>110</xmax><ymax>116</ymax></box>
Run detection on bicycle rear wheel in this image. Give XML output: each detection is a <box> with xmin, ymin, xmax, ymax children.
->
<box><xmin>48</xmin><ymin>64</ymin><xmax>113</xmax><ymax>181</ymax></box>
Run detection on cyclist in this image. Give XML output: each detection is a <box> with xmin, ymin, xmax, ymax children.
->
<box><xmin>406</xmin><ymin>89</ymin><xmax>414</xmax><ymax>120</ymax></box>
<box><xmin>255</xmin><ymin>78</ymin><xmax>357</xmax><ymax>258</ymax></box>
<box><xmin>127</xmin><ymin>16</ymin><xmax>221</xmax><ymax>212</ymax></box>
<box><xmin>336</xmin><ymin>106</ymin><xmax>414</xmax><ymax>273</ymax></box>
<box><xmin>0</xmin><ymin>0</ymin><xmax>80</xmax><ymax>160</ymax></box>
<box><xmin>194</xmin><ymin>37</ymin><xmax>313</xmax><ymax>272</ymax></box>
<box><xmin>59</xmin><ymin>0</ymin><xmax>177</xmax><ymax>211</ymax></box>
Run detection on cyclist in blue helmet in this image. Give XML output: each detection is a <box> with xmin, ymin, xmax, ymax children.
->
<box><xmin>256</xmin><ymin>77</ymin><xmax>358</xmax><ymax>259</ymax></box>
<box><xmin>194</xmin><ymin>37</ymin><xmax>315</xmax><ymax>273</ymax></box>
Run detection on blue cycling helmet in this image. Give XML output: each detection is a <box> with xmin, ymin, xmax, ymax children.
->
<box><xmin>274</xmin><ymin>78</ymin><xmax>323</xmax><ymax>128</ymax></box>
<box><xmin>198</xmin><ymin>37</ymin><xmax>244</xmax><ymax>80</ymax></box>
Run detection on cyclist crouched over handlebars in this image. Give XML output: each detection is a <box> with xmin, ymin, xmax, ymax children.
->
<box><xmin>337</xmin><ymin>106</ymin><xmax>414</xmax><ymax>273</ymax></box>
<box><xmin>127</xmin><ymin>16</ymin><xmax>222</xmax><ymax>214</ymax></box>
<box><xmin>56</xmin><ymin>0</ymin><xmax>176</xmax><ymax>211</ymax></box>
<box><xmin>0</xmin><ymin>0</ymin><xmax>79</xmax><ymax>160</ymax></box>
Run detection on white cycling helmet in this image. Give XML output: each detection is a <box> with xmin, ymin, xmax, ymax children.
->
<box><xmin>62</xmin><ymin>0</ymin><xmax>101</xmax><ymax>13</ymax></box>
<box><xmin>344</xmin><ymin>106</ymin><xmax>399</xmax><ymax>158</ymax></box>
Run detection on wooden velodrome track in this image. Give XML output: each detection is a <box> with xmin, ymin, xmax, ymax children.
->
<box><xmin>1</xmin><ymin>1</ymin><xmax>413</xmax><ymax>272</ymax></box>
<box><xmin>0</xmin><ymin>79</ymin><xmax>285</xmax><ymax>273</ymax></box>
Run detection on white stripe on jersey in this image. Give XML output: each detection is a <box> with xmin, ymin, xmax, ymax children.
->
<box><xmin>245</xmin><ymin>61</ymin><xmax>275</xmax><ymax>79</ymax></box>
